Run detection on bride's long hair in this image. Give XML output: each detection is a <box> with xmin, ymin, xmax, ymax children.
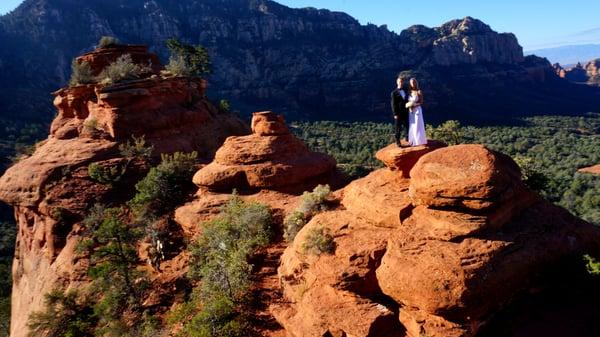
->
<box><xmin>409</xmin><ymin>78</ymin><xmax>423</xmax><ymax>103</ymax></box>
<box><xmin>409</xmin><ymin>78</ymin><xmax>420</xmax><ymax>91</ymax></box>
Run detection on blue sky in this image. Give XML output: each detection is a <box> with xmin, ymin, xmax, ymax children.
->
<box><xmin>1</xmin><ymin>0</ymin><xmax>599</xmax><ymax>50</ymax></box>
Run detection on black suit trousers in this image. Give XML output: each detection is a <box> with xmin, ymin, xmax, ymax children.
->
<box><xmin>394</xmin><ymin>112</ymin><xmax>409</xmax><ymax>142</ymax></box>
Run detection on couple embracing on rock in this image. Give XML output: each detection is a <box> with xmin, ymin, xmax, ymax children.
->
<box><xmin>390</xmin><ymin>75</ymin><xmax>428</xmax><ymax>147</ymax></box>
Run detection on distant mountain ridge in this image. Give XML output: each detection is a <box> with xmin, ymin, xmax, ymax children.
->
<box><xmin>0</xmin><ymin>0</ymin><xmax>599</xmax><ymax>125</ymax></box>
<box><xmin>527</xmin><ymin>44</ymin><xmax>600</xmax><ymax>65</ymax></box>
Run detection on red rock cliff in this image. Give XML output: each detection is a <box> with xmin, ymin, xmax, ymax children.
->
<box><xmin>0</xmin><ymin>45</ymin><xmax>247</xmax><ymax>337</ymax></box>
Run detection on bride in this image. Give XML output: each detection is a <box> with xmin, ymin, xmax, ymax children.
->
<box><xmin>405</xmin><ymin>78</ymin><xmax>428</xmax><ymax>146</ymax></box>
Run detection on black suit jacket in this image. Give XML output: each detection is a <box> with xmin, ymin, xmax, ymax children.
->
<box><xmin>390</xmin><ymin>88</ymin><xmax>409</xmax><ymax>117</ymax></box>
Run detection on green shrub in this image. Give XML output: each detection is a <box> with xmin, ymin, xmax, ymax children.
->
<box><xmin>130</xmin><ymin>152</ymin><xmax>198</xmax><ymax>218</ymax></box>
<box><xmin>119</xmin><ymin>135</ymin><xmax>154</xmax><ymax>160</ymax></box>
<box><xmin>83</xmin><ymin>118</ymin><xmax>98</xmax><ymax>131</ymax></box>
<box><xmin>50</xmin><ymin>207</ymin><xmax>68</xmax><ymax>223</ymax></box>
<box><xmin>183</xmin><ymin>293</ymin><xmax>247</xmax><ymax>337</ymax></box>
<box><xmin>69</xmin><ymin>60</ymin><xmax>95</xmax><ymax>87</ymax></box>
<box><xmin>302</xmin><ymin>226</ymin><xmax>335</xmax><ymax>255</ymax></box>
<box><xmin>165</xmin><ymin>38</ymin><xmax>211</xmax><ymax>77</ymax></box>
<box><xmin>425</xmin><ymin>120</ymin><xmax>464</xmax><ymax>145</ymax></box>
<box><xmin>78</xmin><ymin>207</ymin><xmax>146</xmax><ymax>325</ymax></box>
<box><xmin>283</xmin><ymin>185</ymin><xmax>333</xmax><ymax>242</ymax></box>
<box><xmin>27</xmin><ymin>289</ymin><xmax>95</xmax><ymax>337</ymax></box>
<box><xmin>283</xmin><ymin>211</ymin><xmax>306</xmax><ymax>242</ymax></box>
<box><xmin>298</xmin><ymin>184</ymin><xmax>332</xmax><ymax>215</ymax></box>
<box><xmin>165</xmin><ymin>55</ymin><xmax>193</xmax><ymax>77</ymax></box>
<box><xmin>98</xmin><ymin>36</ymin><xmax>121</xmax><ymax>48</ymax></box>
<box><xmin>180</xmin><ymin>194</ymin><xmax>272</xmax><ymax>336</ymax></box>
<box><xmin>98</xmin><ymin>54</ymin><xmax>150</xmax><ymax>85</ymax></box>
<box><xmin>584</xmin><ymin>255</ymin><xmax>600</xmax><ymax>275</ymax></box>
<box><xmin>88</xmin><ymin>162</ymin><xmax>125</xmax><ymax>186</ymax></box>
<box><xmin>283</xmin><ymin>185</ymin><xmax>331</xmax><ymax>242</ymax></box>
<box><xmin>513</xmin><ymin>155</ymin><xmax>549</xmax><ymax>192</ymax></box>
<box><xmin>218</xmin><ymin>99</ymin><xmax>231</xmax><ymax>113</ymax></box>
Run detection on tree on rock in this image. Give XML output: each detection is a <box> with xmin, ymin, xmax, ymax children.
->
<box><xmin>165</xmin><ymin>38</ymin><xmax>211</xmax><ymax>77</ymax></box>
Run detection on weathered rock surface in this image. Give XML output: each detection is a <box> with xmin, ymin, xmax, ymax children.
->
<box><xmin>408</xmin><ymin>144</ymin><xmax>522</xmax><ymax>210</ymax></box>
<box><xmin>193</xmin><ymin>111</ymin><xmax>339</xmax><ymax>192</ymax></box>
<box><xmin>578</xmin><ymin>164</ymin><xmax>600</xmax><ymax>175</ymax></box>
<box><xmin>51</xmin><ymin>75</ymin><xmax>248</xmax><ymax>155</ymax></box>
<box><xmin>274</xmin><ymin>209</ymin><xmax>402</xmax><ymax>337</ymax></box>
<box><xmin>76</xmin><ymin>44</ymin><xmax>163</xmax><ymax>75</ymax></box>
<box><xmin>375</xmin><ymin>140</ymin><xmax>446</xmax><ymax>177</ymax></box>
<box><xmin>275</xmin><ymin>143</ymin><xmax>600</xmax><ymax>337</ymax></box>
<box><xmin>0</xmin><ymin>45</ymin><xmax>248</xmax><ymax>337</ymax></box>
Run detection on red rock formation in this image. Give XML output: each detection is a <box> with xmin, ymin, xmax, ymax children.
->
<box><xmin>275</xmin><ymin>143</ymin><xmax>600</xmax><ymax>337</ymax></box>
<box><xmin>584</xmin><ymin>59</ymin><xmax>600</xmax><ymax>86</ymax></box>
<box><xmin>578</xmin><ymin>164</ymin><xmax>600</xmax><ymax>175</ymax></box>
<box><xmin>193</xmin><ymin>111</ymin><xmax>340</xmax><ymax>192</ymax></box>
<box><xmin>555</xmin><ymin>59</ymin><xmax>600</xmax><ymax>86</ymax></box>
<box><xmin>375</xmin><ymin>141</ymin><xmax>446</xmax><ymax>178</ymax></box>
<box><xmin>0</xmin><ymin>45</ymin><xmax>248</xmax><ymax>337</ymax></box>
<box><xmin>76</xmin><ymin>45</ymin><xmax>163</xmax><ymax>75</ymax></box>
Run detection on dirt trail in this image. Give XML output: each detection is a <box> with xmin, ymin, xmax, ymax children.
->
<box><xmin>250</xmin><ymin>241</ymin><xmax>288</xmax><ymax>337</ymax></box>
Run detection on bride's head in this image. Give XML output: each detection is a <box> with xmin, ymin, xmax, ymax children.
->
<box><xmin>409</xmin><ymin>78</ymin><xmax>419</xmax><ymax>91</ymax></box>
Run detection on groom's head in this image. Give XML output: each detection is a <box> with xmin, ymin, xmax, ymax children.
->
<box><xmin>396</xmin><ymin>75</ymin><xmax>405</xmax><ymax>89</ymax></box>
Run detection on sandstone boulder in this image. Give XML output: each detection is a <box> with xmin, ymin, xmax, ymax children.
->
<box><xmin>375</xmin><ymin>140</ymin><xmax>446</xmax><ymax>177</ymax></box>
<box><xmin>409</xmin><ymin>144</ymin><xmax>522</xmax><ymax>210</ymax></box>
<box><xmin>193</xmin><ymin>111</ymin><xmax>338</xmax><ymax>191</ymax></box>
<box><xmin>274</xmin><ymin>210</ymin><xmax>402</xmax><ymax>337</ymax></box>
<box><xmin>251</xmin><ymin>110</ymin><xmax>290</xmax><ymax>135</ymax></box>
<box><xmin>341</xmin><ymin>168</ymin><xmax>411</xmax><ymax>228</ymax></box>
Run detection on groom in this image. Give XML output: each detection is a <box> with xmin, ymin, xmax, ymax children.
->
<box><xmin>390</xmin><ymin>75</ymin><xmax>409</xmax><ymax>147</ymax></box>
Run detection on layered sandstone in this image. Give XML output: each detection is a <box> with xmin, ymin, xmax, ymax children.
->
<box><xmin>375</xmin><ymin>141</ymin><xmax>446</xmax><ymax>178</ymax></box>
<box><xmin>193</xmin><ymin>111</ymin><xmax>339</xmax><ymax>192</ymax></box>
<box><xmin>76</xmin><ymin>45</ymin><xmax>163</xmax><ymax>76</ymax></box>
<box><xmin>275</xmin><ymin>143</ymin><xmax>600</xmax><ymax>337</ymax></box>
<box><xmin>0</xmin><ymin>46</ymin><xmax>247</xmax><ymax>337</ymax></box>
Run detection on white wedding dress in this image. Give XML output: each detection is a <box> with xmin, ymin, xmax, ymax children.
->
<box><xmin>407</xmin><ymin>92</ymin><xmax>428</xmax><ymax>146</ymax></box>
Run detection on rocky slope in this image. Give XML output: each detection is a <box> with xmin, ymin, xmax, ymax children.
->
<box><xmin>1</xmin><ymin>0</ymin><xmax>599</xmax><ymax>126</ymax></box>
<box><xmin>0</xmin><ymin>45</ymin><xmax>248</xmax><ymax>337</ymax></box>
<box><xmin>274</xmin><ymin>143</ymin><xmax>600</xmax><ymax>337</ymax></box>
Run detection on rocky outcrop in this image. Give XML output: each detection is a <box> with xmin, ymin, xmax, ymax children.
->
<box><xmin>375</xmin><ymin>141</ymin><xmax>446</xmax><ymax>178</ymax></box>
<box><xmin>275</xmin><ymin>143</ymin><xmax>600</xmax><ymax>337</ymax></box>
<box><xmin>76</xmin><ymin>45</ymin><xmax>163</xmax><ymax>75</ymax></box>
<box><xmin>0</xmin><ymin>45</ymin><xmax>247</xmax><ymax>337</ymax></box>
<box><xmin>2</xmin><ymin>0</ymin><xmax>599</xmax><ymax>125</ymax></box>
<box><xmin>585</xmin><ymin>59</ymin><xmax>600</xmax><ymax>85</ymax></box>
<box><xmin>193</xmin><ymin>111</ymin><xmax>339</xmax><ymax>192</ymax></box>
<box><xmin>428</xmin><ymin>17</ymin><xmax>524</xmax><ymax>66</ymax></box>
<box><xmin>578</xmin><ymin>164</ymin><xmax>600</xmax><ymax>175</ymax></box>
<box><xmin>554</xmin><ymin>59</ymin><xmax>600</xmax><ymax>86</ymax></box>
